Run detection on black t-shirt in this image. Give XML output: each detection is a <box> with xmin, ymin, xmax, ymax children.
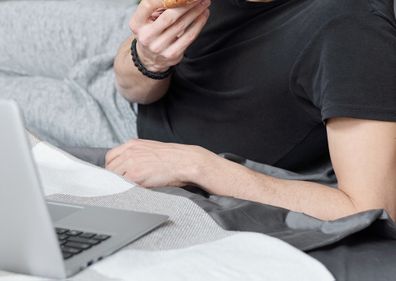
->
<box><xmin>137</xmin><ymin>0</ymin><xmax>396</xmax><ymax>172</ymax></box>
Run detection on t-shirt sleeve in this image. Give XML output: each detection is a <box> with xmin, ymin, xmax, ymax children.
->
<box><xmin>291</xmin><ymin>13</ymin><xmax>396</xmax><ymax>122</ymax></box>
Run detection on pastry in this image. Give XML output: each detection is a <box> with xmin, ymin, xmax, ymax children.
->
<box><xmin>163</xmin><ymin>0</ymin><xmax>197</xmax><ymax>8</ymax></box>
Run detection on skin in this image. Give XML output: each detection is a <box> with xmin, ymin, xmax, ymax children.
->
<box><xmin>114</xmin><ymin>0</ymin><xmax>210</xmax><ymax>104</ymax></box>
<box><xmin>111</xmin><ymin>0</ymin><xmax>396</xmax><ymax>221</ymax></box>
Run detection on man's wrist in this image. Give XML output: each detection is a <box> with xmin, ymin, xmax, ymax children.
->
<box><xmin>187</xmin><ymin>150</ymin><xmax>263</xmax><ymax>199</ymax></box>
<box><xmin>178</xmin><ymin>147</ymin><xmax>217</xmax><ymax>187</ymax></box>
<box><xmin>184</xmin><ymin>149</ymin><xmax>233</xmax><ymax>194</ymax></box>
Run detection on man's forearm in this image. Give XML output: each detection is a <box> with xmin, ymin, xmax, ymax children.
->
<box><xmin>194</xmin><ymin>155</ymin><xmax>360</xmax><ymax>221</ymax></box>
<box><xmin>114</xmin><ymin>36</ymin><xmax>171</xmax><ymax>104</ymax></box>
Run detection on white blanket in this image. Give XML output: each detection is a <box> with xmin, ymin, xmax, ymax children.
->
<box><xmin>0</xmin><ymin>143</ymin><xmax>334</xmax><ymax>281</ymax></box>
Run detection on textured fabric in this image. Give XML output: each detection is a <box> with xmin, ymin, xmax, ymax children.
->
<box><xmin>60</xmin><ymin>147</ymin><xmax>109</xmax><ymax>167</ymax></box>
<box><xmin>86</xmin><ymin>233</ymin><xmax>333</xmax><ymax>281</ymax></box>
<box><xmin>138</xmin><ymin>0</ymin><xmax>396</xmax><ymax>173</ymax></box>
<box><xmin>158</xmin><ymin>187</ymin><xmax>396</xmax><ymax>281</ymax></box>
<box><xmin>47</xmin><ymin>191</ymin><xmax>230</xmax><ymax>250</ymax></box>
<box><xmin>0</xmin><ymin>0</ymin><xmax>137</xmax><ymax>147</ymax></box>
<box><xmin>52</xmin><ymin>138</ymin><xmax>396</xmax><ymax>281</ymax></box>
<box><xmin>0</xmin><ymin>141</ymin><xmax>334</xmax><ymax>280</ymax></box>
<box><xmin>164</xmin><ymin>188</ymin><xmax>396</xmax><ymax>249</ymax></box>
<box><xmin>33</xmin><ymin>142</ymin><xmax>231</xmax><ymax>249</ymax></box>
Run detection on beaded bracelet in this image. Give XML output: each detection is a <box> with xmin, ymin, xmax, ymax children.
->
<box><xmin>130</xmin><ymin>38</ymin><xmax>174</xmax><ymax>80</ymax></box>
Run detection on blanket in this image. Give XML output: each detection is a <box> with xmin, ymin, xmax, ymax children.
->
<box><xmin>0</xmin><ymin>141</ymin><xmax>334</xmax><ymax>281</ymax></box>
<box><xmin>0</xmin><ymin>0</ymin><xmax>137</xmax><ymax>147</ymax></box>
<box><xmin>59</xmin><ymin>144</ymin><xmax>396</xmax><ymax>281</ymax></box>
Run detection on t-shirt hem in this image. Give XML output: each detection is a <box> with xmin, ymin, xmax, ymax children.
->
<box><xmin>322</xmin><ymin>105</ymin><xmax>396</xmax><ymax>123</ymax></box>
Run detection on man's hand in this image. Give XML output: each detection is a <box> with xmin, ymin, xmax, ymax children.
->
<box><xmin>105</xmin><ymin>139</ymin><xmax>217</xmax><ymax>188</ymax></box>
<box><xmin>130</xmin><ymin>0</ymin><xmax>211</xmax><ymax>72</ymax></box>
<box><xmin>113</xmin><ymin>0</ymin><xmax>210</xmax><ymax>104</ymax></box>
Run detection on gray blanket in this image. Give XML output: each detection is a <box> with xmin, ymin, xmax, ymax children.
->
<box><xmin>64</xmin><ymin>147</ymin><xmax>396</xmax><ymax>281</ymax></box>
<box><xmin>0</xmin><ymin>0</ymin><xmax>137</xmax><ymax>147</ymax></box>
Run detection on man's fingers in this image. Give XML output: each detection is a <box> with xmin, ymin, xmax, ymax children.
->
<box><xmin>106</xmin><ymin>139</ymin><xmax>173</xmax><ymax>167</ymax></box>
<box><xmin>109</xmin><ymin>156</ymin><xmax>138</xmax><ymax>177</ymax></box>
<box><xmin>105</xmin><ymin>141</ymin><xmax>135</xmax><ymax>167</ymax></box>
<box><xmin>163</xmin><ymin>9</ymin><xmax>209</xmax><ymax>58</ymax></box>
<box><xmin>142</xmin><ymin>1</ymin><xmax>202</xmax><ymax>41</ymax></box>
<box><xmin>106</xmin><ymin>153</ymin><xmax>125</xmax><ymax>172</ymax></box>
<box><xmin>150</xmin><ymin>8</ymin><xmax>166</xmax><ymax>21</ymax></box>
<box><xmin>112</xmin><ymin>161</ymin><xmax>128</xmax><ymax>177</ymax></box>
<box><xmin>149</xmin><ymin>0</ymin><xmax>210</xmax><ymax>53</ymax></box>
<box><xmin>130</xmin><ymin>0</ymin><xmax>164</xmax><ymax>32</ymax></box>
<box><xmin>129</xmin><ymin>0</ymin><xmax>209</xmax><ymax>74</ymax></box>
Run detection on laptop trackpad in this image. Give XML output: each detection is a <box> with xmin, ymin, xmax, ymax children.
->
<box><xmin>46</xmin><ymin>201</ymin><xmax>83</xmax><ymax>222</ymax></box>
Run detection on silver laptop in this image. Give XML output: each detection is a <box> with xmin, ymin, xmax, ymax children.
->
<box><xmin>0</xmin><ymin>100</ymin><xmax>169</xmax><ymax>279</ymax></box>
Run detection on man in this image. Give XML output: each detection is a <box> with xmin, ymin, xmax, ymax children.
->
<box><xmin>109</xmin><ymin>0</ymin><xmax>396</xmax><ymax>221</ymax></box>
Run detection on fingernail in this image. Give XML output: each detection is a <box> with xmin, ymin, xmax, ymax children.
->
<box><xmin>200</xmin><ymin>0</ymin><xmax>210</xmax><ymax>5</ymax></box>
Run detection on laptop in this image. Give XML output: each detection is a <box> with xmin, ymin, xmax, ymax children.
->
<box><xmin>0</xmin><ymin>100</ymin><xmax>169</xmax><ymax>279</ymax></box>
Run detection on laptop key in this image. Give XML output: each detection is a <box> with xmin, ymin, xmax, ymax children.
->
<box><xmin>54</xmin><ymin>227</ymin><xmax>111</xmax><ymax>260</ymax></box>
<box><xmin>56</xmin><ymin>228</ymin><xmax>68</xmax><ymax>234</ymax></box>
<box><xmin>94</xmin><ymin>234</ymin><xmax>111</xmax><ymax>241</ymax></box>
<box><xmin>65</xmin><ymin>241</ymin><xmax>91</xmax><ymax>250</ymax></box>
<box><xmin>68</xmin><ymin>237</ymin><xmax>101</xmax><ymax>246</ymax></box>
<box><xmin>62</xmin><ymin>246</ymin><xmax>82</xmax><ymax>255</ymax></box>
<box><xmin>62</xmin><ymin>252</ymin><xmax>73</xmax><ymax>260</ymax></box>
<box><xmin>79</xmin><ymin>232</ymin><xmax>96</xmax><ymax>239</ymax></box>
<box><xmin>57</xmin><ymin>234</ymin><xmax>68</xmax><ymax>241</ymax></box>
<box><xmin>67</xmin><ymin>230</ymin><xmax>82</xmax><ymax>236</ymax></box>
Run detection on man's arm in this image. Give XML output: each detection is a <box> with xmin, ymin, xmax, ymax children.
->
<box><xmin>114</xmin><ymin>0</ymin><xmax>210</xmax><ymax>104</ymax></box>
<box><xmin>105</xmin><ymin>118</ymin><xmax>396</xmax><ymax>221</ymax></box>
<box><xmin>195</xmin><ymin>118</ymin><xmax>396</xmax><ymax>221</ymax></box>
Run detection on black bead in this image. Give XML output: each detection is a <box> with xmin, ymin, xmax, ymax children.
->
<box><xmin>130</xmin><ymin>38</ymin><xmax>174</xmax><ymax>80</ymax></box>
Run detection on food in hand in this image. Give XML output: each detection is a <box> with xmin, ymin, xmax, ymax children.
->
<box><xmin>163</xmin><ymin>0</ymin><xmax>197</xmax><ymax>8</ymax></box>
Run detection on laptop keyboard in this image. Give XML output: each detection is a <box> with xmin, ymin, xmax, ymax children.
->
<box><xmin>56</xmin><ymin>228</ymin><xmax>111</xmax><ymax>260</ymax></box>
